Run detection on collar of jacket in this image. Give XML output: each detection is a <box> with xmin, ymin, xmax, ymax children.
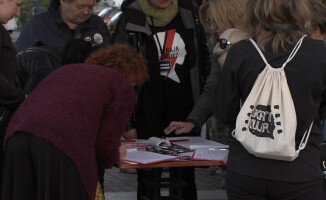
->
<box><xmin>122</xmin><ymin>0</ymin><xmax>196</xmax><ymax>36</ymax></box>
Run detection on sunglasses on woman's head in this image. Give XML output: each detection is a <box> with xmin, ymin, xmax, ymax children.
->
<box><xmin>217</xmin><ymin>38</ymin><xmax>232</xmax><ymax>49</ymax></box>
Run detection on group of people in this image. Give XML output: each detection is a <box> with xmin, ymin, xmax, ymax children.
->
<box><xmin>1</xmin><ymin>0</ymin><xmax>326</xmax><ymax>200</ymax></box>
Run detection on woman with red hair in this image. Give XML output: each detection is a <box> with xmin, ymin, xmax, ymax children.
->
<box><xmin>2</xmin><ymin>44</ymin><xmax>148</xmax><ymax>200</ymax></box>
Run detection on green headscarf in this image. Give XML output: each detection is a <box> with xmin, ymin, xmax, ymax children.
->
<box><xmin>139</xmin><ymin>0</ymin><xmax>178</xmax><ymax>26</ymax></box>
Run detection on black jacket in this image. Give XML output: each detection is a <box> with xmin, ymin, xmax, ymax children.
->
<box><xmin>0</xmin><ymin>25</ymin><xmax>24</xmax><ymax>109</ymax></box>
<box><xmin>0</xmin><ymin>25</ymin><xmax>24</xmax><ymax>142</ymax></box>
<box><xmin>15</xmin><ymin>0</ymin><xmax>111</xmax><ymax>52</ymax></box>
<box><xmin>113</xmin><ymin>0</ymin><xmax>211</xmax><ymax>138</ymax></box>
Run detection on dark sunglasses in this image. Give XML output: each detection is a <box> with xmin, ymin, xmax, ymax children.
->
<box><xmin>217</xmin><ymin>38</ymin><xmax>232</xmax><ymax>49</ymax></box>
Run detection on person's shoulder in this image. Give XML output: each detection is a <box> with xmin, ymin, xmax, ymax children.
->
<box><xmin>18</xmin><ymin>11</ymin><xmax>51</xmax><ymax>38</ymax></box>
<box><xmin>86</xmin><ymin>14</ymin><xmax>107</xmax><ymax>26</ymax></box>
<box><xmin>58</xmin><ymin>64</ymin><xmax>114</xmax><ymax>74</ymax></box>
<box><xmin>303</xmin><ymin>37</ymin><xmax>326</xmax><ymax>49</ymax></box>
<box><xmin>24</xmin><ymin>11</ymin><xmax>52</xmax><ymax>28</ymax></box>
<box><xmin>89</xmin><ymin>14</ymin><xmax>104</xmax><ymax>21</ymax></box>
<box><xmin>34</xmin><ymin>5</ymin><xmax>46</xmax><ymax>13</ymax></box>
<box><xmin>58</xmin><ymin>64</ymin><xmax>129</xmax><ymax>83</ymax></box>
<box><xmin>228</xmin><ymin>39</ymin><xmax>254</xmax><ymax>55</ymax></box>
<box><xmin>121</xmin><ymin>0</ymin><xmax>137</xmax><ymax>10</ymax></box>
<box><xmin>299</xmin><ymin>37</ymin><xmax>326</xmax><ymax>58</ymax></box>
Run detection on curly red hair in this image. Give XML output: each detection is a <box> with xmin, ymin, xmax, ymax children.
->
<box><xmin>85</xmin><ymin>44</ymin><xmax>149</xmax><ymax>85</ymax></box>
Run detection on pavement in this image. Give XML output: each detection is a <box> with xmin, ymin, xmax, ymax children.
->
<box><xmin>103</xmin><ymin>166</ymin><xmax>228</xmax><ymax>200</ymax></box>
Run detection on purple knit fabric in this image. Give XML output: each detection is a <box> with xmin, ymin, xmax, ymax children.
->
<box><xmin>5</xmin><ymin>64</ymin><xmax>135</xmax><ymax>200</ymax></box>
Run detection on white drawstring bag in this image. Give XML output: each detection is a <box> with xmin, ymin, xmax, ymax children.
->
<box><xmin>233</xmin><ymin>36</ymin><xmax>313</xmax><ymax>161</ymax></box>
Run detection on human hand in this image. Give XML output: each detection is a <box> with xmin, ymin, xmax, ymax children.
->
<box><xmin>123</xmin><ymin>128</ymin><xmax>137</xmax><ymax>140</ymax></box>
<box><xmin>164</xmin><ymin>121</ymin><xmax>195</xmax><ymax>135</ymax></box>
<box><xmin>119</xmin><ymin>142</ymin><xmax>127</xmax><ymax>159</ymax></box>
<box><xmin>223</xmin><ymin>153</ymin><xmax>228</xmax><ymax>165</ymax></box>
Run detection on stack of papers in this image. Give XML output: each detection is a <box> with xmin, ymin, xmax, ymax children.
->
<box><xmin>121</xmin><ymin>137</ymin><xmax>229</xmax><ymax>164</ymax></box>
<box><xmin>192</xmin><ymin>148</ymin><xmax>228</xmax><ymax>161</ymax></box>
<box><xmin>167</xmin><ymin>136</ymin><xmax>229</xmax><ymax>150</ymax></box>
<box><xmin>124</xmin><ymin>139</ymin><xmax>149</xmax><ymax>150</ymax></box>
<box><xmin>122</xmin><ymin>151</ymin><xmax>178</xmax><ymax>164</ymax></box>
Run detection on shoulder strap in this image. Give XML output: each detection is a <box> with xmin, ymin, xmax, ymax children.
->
<box><xmin>281</xmin><ymin>35</ymin><xmax>306</xmax><ymax>68</ymax></box>
<box><xmin>249</xmin><ymin>35</ymin><xmax>306</xmax><ymax>68</ymax></box>
<box><xmin>249</xmin><ymin>38</ymin><xmax>269</xmax><ymax>65</ymax></box>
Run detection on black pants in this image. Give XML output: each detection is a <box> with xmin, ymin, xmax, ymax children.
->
<box><xmin>1</xmin><ymin>133</ymin><xmax>87</xmax><ymax>200</ymax></box>
<box><xmin>0</xmin><ymin>141</ymin><xmax>3</xmax><ymax>200</ymax></box>
<box><xmin>226</xmin><ymin>169</ymin><xmax>324</xmax><ymax>200</ymax></box>
<box><xmin>137</xmin><ymin>167</ymin><xmax>197</xmax><ymax>200</ymax></box>
<box><xmin>321</xmin><ymin>143</ymin><xmax>326</xmax><ymax>200</ymax></box>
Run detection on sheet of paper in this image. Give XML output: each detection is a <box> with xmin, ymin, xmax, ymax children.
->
<box><xmin>122</xmin><ymin>151</ymin><xmax>178</xmax><ymax>164</ymax></box>
<box><xmin>123</xmin><ymin>160</ymin><xmax>138</xmax><ymax>165</ymax></box>
<box><xmin>127</xmin><ymin>148</ymin><xmax>137</xmax><ymax>153</ymax></box>
<box><xmin>192</xmin><ymin>148</ymin><xmax>228</xmax><ymax>161</ymax></box>
<box><xmin>177</xmin><ymin>152</ymin><xmax>194</xmax><ymax>161</ymax></box>
<box><xmin>168</xmin><ymin>136</ymin><xmax>229</xmax><ymax>150</ymax></box>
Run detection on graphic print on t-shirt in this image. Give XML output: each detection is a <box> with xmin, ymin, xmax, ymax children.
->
<box><xmin>154</xmin><ymin>29</ymin><xmax>187</xmax><ymax>83</ymax></box>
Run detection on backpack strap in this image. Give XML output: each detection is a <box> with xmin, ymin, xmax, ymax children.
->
<box><xmin>249</xmin><ymin>35</ymin><xmax>306</xmax><ymax>68</ymax></box>
<box><xmin>298</xmin><ymin>121</ymin><xmax>314</xmax><ymax>151</ymax></box>
<box><xmin>281</xmin><ymin>35</ymin><xmax>306</xmax><ymax>68</ymax></box>
<box><xmin>249</xmin><ymin>38</ymin><xmax>269</xmax><ymax>66</ymax></box>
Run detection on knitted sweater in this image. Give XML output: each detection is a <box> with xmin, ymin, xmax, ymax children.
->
<box><xmin>5</xmin><ymin>64</ymin><xmax>135</xmax><ymax>200</ymax></box>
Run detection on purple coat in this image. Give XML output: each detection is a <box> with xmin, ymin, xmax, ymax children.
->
<box><xmin>5</xmin><ymin>64</ymin><xmax>135</xmax><ymax>200</ymax></box>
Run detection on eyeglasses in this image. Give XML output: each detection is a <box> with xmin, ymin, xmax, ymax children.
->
<box><xmin>205</xmin><ymin>18</ymin><xmax>217</xmax><ymax>27</ymax></box>
<box><xmin>217</xmin><ymin>38</ymin><xmax>232</xmax><ymax>49</ymax></box>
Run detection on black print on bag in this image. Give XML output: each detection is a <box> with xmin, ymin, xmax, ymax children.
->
<box><xmin>242</xmin><ymin>104</ymin><xmax>282</xmax><ymax>139</ymax></box>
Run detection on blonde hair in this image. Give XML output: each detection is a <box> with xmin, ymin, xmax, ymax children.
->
<box><xmin>208</xmin><ymin>0</ymin><xmax>248</xmax><ymax>31</ymax></box>
<box><xmin>199</xmin><ymin>0</ymin><xmax>210</xmax><ymax>32</ymax></box>
<box><xmin>199</xmin><ymin>0</ymin><xmax>217</xmax><ymax>44</ymax></box>
<box><xmin>242</xmin><ymin>0</ymin><xmax>312</xmax><ymax>53</ymax></box>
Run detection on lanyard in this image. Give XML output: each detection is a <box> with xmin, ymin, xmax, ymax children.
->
<box><xmin>150</xmin><ymin>17</ymin><xmax>168</xmax><ymax>60</ymax></box>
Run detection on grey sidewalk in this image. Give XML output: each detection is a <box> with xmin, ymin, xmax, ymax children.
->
<box><xmin>103</xmin><ymin>166</ymin><xmax>228</xmax><ymax>200</ymax></box>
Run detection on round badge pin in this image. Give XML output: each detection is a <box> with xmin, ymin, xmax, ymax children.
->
<box><xmin>94</xmin><ymin>33</ymin><xmax>103</xmax><ymax>45</ymax></box>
